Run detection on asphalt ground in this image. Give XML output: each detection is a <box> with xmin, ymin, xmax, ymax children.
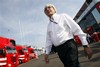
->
<box><xmin>18</xmin><ymin>42</ymin><xmax>100</xmax><ymax>67</ymax></box>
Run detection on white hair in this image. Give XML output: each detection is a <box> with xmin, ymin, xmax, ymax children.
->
<box><xmin>44</xmin><ymin>4</ymin><xmax>57</xmax><ymax>13</ymax></box>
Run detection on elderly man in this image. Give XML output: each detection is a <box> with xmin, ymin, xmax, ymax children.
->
<box><xmin>44</xmin><ymin>4</ymin><xmax>93</xmax><ymax>67</ymax></box>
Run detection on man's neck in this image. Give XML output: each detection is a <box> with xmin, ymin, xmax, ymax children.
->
<box><xmin>49</xmin><ymin>13</ymin><xmax>56</xmax><ymax>19</ymax></box>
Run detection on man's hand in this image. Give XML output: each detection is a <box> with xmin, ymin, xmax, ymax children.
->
<box><xmin>44</xmin><ymin>54</ymin><xmax>49</xmax><ymax>64</ymax></box>
<box><xmin>84</xmin><ymin>47</ymin><xmax>93</xmax><ymax>59</ymax></box>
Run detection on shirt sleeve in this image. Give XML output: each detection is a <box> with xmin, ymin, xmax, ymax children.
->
<box><xmin>45</xmin><ymin>27</ymin><xmax>52</xmax><ymax>54</ymax></box>
<box><xmin>63</xmin><ymin>14</ymin><xmax>88</xmax><ymax>45</ymax></box>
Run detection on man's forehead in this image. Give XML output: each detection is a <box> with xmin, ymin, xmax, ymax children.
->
<box><xmin>45</xmin><ymin>4</ymin><xmax>53</xmax><ymax>9</ymax></box>
<box><xmin>44</xmin><ymin>4</ymin><xmax>57</xmax><ymax>13</ymax></box>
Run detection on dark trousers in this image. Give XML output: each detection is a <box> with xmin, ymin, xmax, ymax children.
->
<box><xmin>55</xmin><ymin>39</ymin><xmax>81</xmax><ymax>67</ymax></box>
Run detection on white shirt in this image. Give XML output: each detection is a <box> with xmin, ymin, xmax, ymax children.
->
<box><xmin>45</xmin><ymin>13</ymin><xmax>88</xmax><ymax>54</ymax></box>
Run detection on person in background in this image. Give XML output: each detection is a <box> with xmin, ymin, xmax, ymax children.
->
<box><xmin>87</xmin><ymin>33</ymin><xmax>95</xmax><ymax>43</ymax></box>
<box><xmin>44</xmin><ymin>4</ymin><xmax>93</xmax><ymax>67</ymax></box>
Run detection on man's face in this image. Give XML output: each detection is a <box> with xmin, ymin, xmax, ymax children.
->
<box><xmin>44</xmin><ymin>6</ymin><xmax>56</xmax><ymax>18</ymax></box>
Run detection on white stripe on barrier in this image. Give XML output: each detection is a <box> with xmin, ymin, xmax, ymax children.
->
<box><xmin>0</xmin><ymin>63</ymin><xmax>7</xmax><ymax>65</ymax></box>
<box><xmin>19</xmin><ymin>55</ymin><xmax>25</xmax><ymax>57</ymax></box>
<box><xmin>0</xmin><ymin>58</ymin><xmax>7</xmax><ymax>61</ymax></box>
<box><xmin>19</xmin><ymin>58</ymin><xmax>25</xmax><ymax>60</ymax></box>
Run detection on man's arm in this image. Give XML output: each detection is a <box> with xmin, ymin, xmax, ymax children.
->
<box><xmin>63</xmin><ymin>14</ymin><xmax>93</xmax><ymax>59</ymax></box>
<box><xmin>44</xmin><ymin>29</ymin><xmax>52</xmax><ymax>63</ymax></box>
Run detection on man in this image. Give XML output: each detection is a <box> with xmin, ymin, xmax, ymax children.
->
<box><xmin>44</xmin><ymin>4</ymin><xmax>93</xmax><ymax>67</ymax></box>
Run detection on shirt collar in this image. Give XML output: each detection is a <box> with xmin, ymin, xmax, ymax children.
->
<box><xmin>49</xmin><ymin>13</ymin><xmax>58</xmax><ymax>23</ymax></box>
<box><xmin>51</xmin><ymin>13</ymin><xmax>57</xmax><ymax>20</ymax></box>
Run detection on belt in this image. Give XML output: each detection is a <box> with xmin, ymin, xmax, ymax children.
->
<box><xmin>55</xmin><ymin>39</ymin><xmax>74</xmax><ymax>49</ymax></box>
